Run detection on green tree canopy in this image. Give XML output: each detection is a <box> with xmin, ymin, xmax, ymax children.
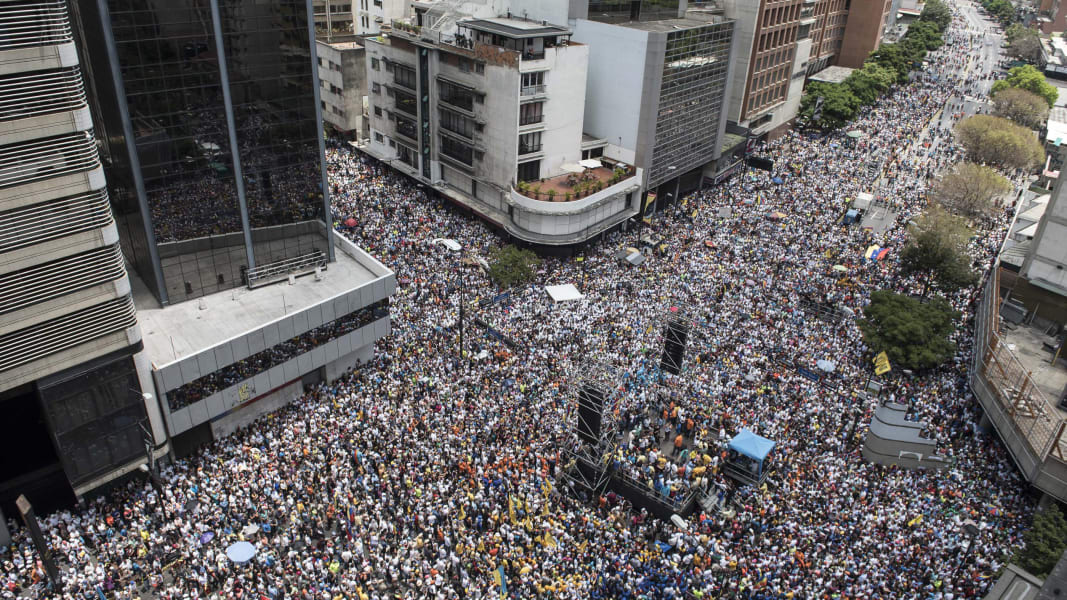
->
<box><xmin>859</xmin><ymin>291</ymin><xmax>960</xmax><ymax>370</ymax></box>
<box><xmin>1015</xmin><ymin>503</ymin><xmax>1067</xmax><ymax>577</ymax></box>
<box><xmin>904</xmin><ymin>20</ymin><xmax>945</xmax><ymax>51</ymax></box>
<box><xmin>487</xmin><ymin>245</ymin><xmax>541</xmax><ymax>288</ymax></box>
<box><xmin>955</xmin><ymin>114</ymin><xmax>1045</xmax><ymax>170</ymax></box>
<box><xmin>992</xmin><ymin>87</ymin><xmax>1051</xmax><ymax>130</ymax></box>
<box><xmin>899</xmin><ymin>205</ymin><xmax>978</xmax><ymax>297</ymax></box>
<box><xmin>991</xmin><ymin>65</ymin><xmax>1059</xmax><ymax>107</ymax></box>
<box><xmin>844</xmin><ymin>63</ymin><xmax>896</xmax><ymax>105</ymax></box>
<box><xmin>1005</xmin><ymin>26</ymin><xmax>1043</xmax><ymax>64</ymax></box>
<box><xmin>932</xmin><ymin>162</ymin><xmax>1012</xmax><ymax>219</ymax></box>
<box><xmin>800</xmin><ymin>81</ymin><xmax>861</xmax><ymax>129</ymax></box>
<box><xmin>869</xmin><ymin>41</ymin><xmax>926</xmax><ymax>81</ymax></box>
<box><xmin>918</xmin><ymin>0</ymin><xmax>952</xmax><ymax>32</ymax></box>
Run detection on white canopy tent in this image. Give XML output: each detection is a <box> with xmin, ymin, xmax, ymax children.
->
<box><xmin>545</xmin><ymin>284</ymin><xmax>584</xmax><ymax>303</ymax></box>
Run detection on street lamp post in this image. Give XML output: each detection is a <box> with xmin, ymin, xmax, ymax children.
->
<box><xmin>953</xmin><ymin>520</ymin><xmax>981</xmax><ymax>589</ymax></box>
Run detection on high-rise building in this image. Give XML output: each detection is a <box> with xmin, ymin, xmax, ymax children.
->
<box><xmin>72</xmin><ymin>0</ymin><xmax>395</xmax><ymax>456</ymax></box>
<box><xmin>723</xmin><ymin>0</ymin><xmax>811</xmax><ymax>139</ymax></box>
<box><xmin>837</xmin><ymin>0</ymin><xmax>894</xmax><ymax>68</ymax></box>
<box><xmin>0</xmin><ymin>0</ymin><xmax>165</xmax><ymax>509</ymax></box>
<box><xmin>807</xmin><ymin>0</ymin><xmax>849</xmax><ymax>74</ymax></box>
<box><xmin>76</xmin><ymin>0</ymin><xmax>334</xmax><ymax>306</ymax></box>
<box><xmin>574</xmin><ymin>14</ymin><xmax>737</xmax><ymax>208</ymax></box>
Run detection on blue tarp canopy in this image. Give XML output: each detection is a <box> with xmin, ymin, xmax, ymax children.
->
<box><xmin>728</xmin><ymin>429</ymin><xmax>776</xmax><ymax>462</ymax></box>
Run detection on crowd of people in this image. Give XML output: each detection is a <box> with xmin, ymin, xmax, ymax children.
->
<box><xmin>1</xmin><ymin>1</ymin><xmax>1045</xmax><ymax>598</ymax></box>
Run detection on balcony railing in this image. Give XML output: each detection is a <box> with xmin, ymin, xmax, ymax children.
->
<box><xmin>519</xmin><ymin>114</ymin><xmax>543</xmax><ymax>126</ymax></box>
<box><xmin>0</xmin><ymin>67</ymin><xmax>86</xmax><ymax>122</ymax></box>
<box><xmin>518</xmin><ymin>143</ymin><xmax>542</xmax><ymax>155</ymax></box>
<box><xmin>0</xmin><ymin>189</ymin><xmax>113</xmax><ymax>254</ymax></box>
<box><xmin>0</xmin><ymin>131</ymin><xmax>99</xmax><ymax>189</ymax></box>
<box><xmin>0</xmin><ymin>243</ymin><xmax>125</xmax><ymax>316</ymax></box>
<box><xmin>520</xmin><ymin>84</ymin><xmax>546</xmax><ymax>96</ymax></box>
<box><xmin>0</xmin><ymin>295</ymin><xmax>137</xmax><ymax>373</ymax></box>
<box><xmin>0</xmin><ymin>0</ymin><xmax>73</xmax><ymax>51</ymax></box>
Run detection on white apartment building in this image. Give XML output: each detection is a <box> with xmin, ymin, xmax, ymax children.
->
<box><xmin>355</xmin><ymin>0</ymin><xmax>410</xmax><ymax>34</ymax></box>
<box><xmin>364</xmin><ymin>16</ymin><xmax>643</xmax><ymax>244</ymax></box>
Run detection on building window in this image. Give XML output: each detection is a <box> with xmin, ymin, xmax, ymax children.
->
<box><xmin>519</xmin><ymin>102</ymin><xmax>543</xmax><ymax>126</ymax></box>
<box><xmin>397</xmin><ymin>143</ymin><xmax>418</xmax><ymax>167</ymax></box>
<box><xmin>440</xmin><ymin>109</ymin><xmax>473</xmax><ymax>138</ymax></box>
<box><xmin>374</xmin><ymin>132</ymin><xmax>384</xmax><ymax>142</ymax></box>
<box><xmin>317</xmin><ymin>57</ymin><xmax>322</xmax><ymax>66</ymax></box>
<box><xmin>521</xmin><ymin>71</ymin><xmax>545</xmax><ymax>95</ymax></box>
<box><xmin>374</xmin><ymin>106</ymin><xmax>382</xmax><ymax>116</ymax></box>
<box><xmin>475</xmin><ymin>63</ymin><xmax>484</xmax><ymax>74</ymax></box>
<box><xmin>440</xmin><ymin>136</ymin><xmax>474</xmax><ymax>165</ymax></box>
<box><xmin>517</xmin><ymin>160</ymin><xmax>540</xmax><ymax>182</ymax></box>
<box><xmin>374</xmin><ymin>0</ymin><xmax>382</xmax><ymax>5</ymax></box>
<box><xmin>439</xmin><ymin>80</ymin><xmax>474</xmax><ymax>111</ymax></box>
<box><xmin>372</xmin><ymin>82</ymin><xmax>381</xmax><ymax>94</ymax></box>
<box><xmin>394</xmin><ymin>64</ymin><xmax>416</xmax><ymax>89</ymax></box>
<box><xmin>371</xmin><ymin>58</ymin><xmax>380</xmax><ymax>70</ymax></box>
<box><xmin>395</xmin><ymin>115</ymin><xmax>417</xmax><ymax>140</ymax></box>
<box><xmin>518</xmin><ymin>132</ymin><xmax>542</xmax><ymax>155</ymax></box>
<box><xmin>394</xmin><ymin>90</ymin><xmax>417</xmax><ymax>115</ymax></box>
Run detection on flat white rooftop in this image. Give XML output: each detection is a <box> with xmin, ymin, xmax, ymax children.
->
<box><xmin>132</xmin><ymin>236</ymin><xmax>385</xmax><ymax>366</ymax></box>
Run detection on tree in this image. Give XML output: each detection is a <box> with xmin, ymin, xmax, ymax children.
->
<box><xmin>844</xmin><ymin>63</ymin><xmax>895</xmax><ymax>105</ymax></box>
<box><xmin>955</xmin><ymin>115</ymin><xmax>1045</xmax><ymax>170</ymax></box>
<box><xmin>800</xmin><ymin>81</ymin><xmax>861</xmax><ymax>128</ymax></box>
<box><xmin>992</xmin><ymin>65</ymin><xmax>1059</xmax><ymax>107</ymax></box>
<box><xmin>992</xmin><ymin>87</ymin><xmax>1051</xmax><ymax>129</ymax></box>
<box><xmin>1004</xmin><ymin>23</ymin><xmax>1034</xmax><ymax>43</ymax></box>
<box><xmin>1015</xmin><ymin>503</ymin><xmax>1067</xmax><ymax>577</ymax></box>
<box><xmin>918</xmin><ymin>0</ymin><xmax>952</xmax><ymax>32</ymax></box>
<box><xmin>859</xmin><ymin>291</ymin><xmax>960</xmax><ymax>370</ymax></box>
<box><xmin>487</xmin><ymin>245</ymin><xmax>541</xmax><ymax>288</ymax></box>
<box><xmin>932</xmin><ymin>163</ymin><xmax>1012</xmax><ymax>219</ymax></box>
<box><xmin>904</xmin><ymin>20</ymin><xmax>945</xmax><ymax>51</ymax></box>
<box><xmin>869</xmin><ymin>41</ymin><xmax>927</xmax><ymax>81</ymax></box>
<box><xmin>1008</xmin><ymin>34</ymin><xmax>1044</xmax><ymax>65</ymax></box>
<box><xmin>898</xmin><ymin>205</ymin><xmax>978</xmax><ymax>297</ymax></box>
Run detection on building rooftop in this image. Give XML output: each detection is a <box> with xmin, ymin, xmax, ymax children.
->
<box><xmin>1048</xmin><ymin>107</ymin><xmax>1067</xmax><ymax>145</ymax></box>
<box><xmin>1000</xmin><ymin>321</ymin><xmax>1067</xmax><ymax>417</ymax></box>
<box><xmin>809</xmin><ymin>65</ymin><xmax>855</xmax><ymax>84</ymax></box>
<box><xmin>462</xmin><ymin>18</ymin><xmax>570</xmax><ymax>38</ymax></box>
<box><xmin>132</xmin><ymin>235</ymin><xmax>388</xmax><ymax>368</ymax></box>
<box><xmin>516</xmin><ymin>164</ymin><xmax>636</xmax><ymax>201</ymax></box>
<box><xmin>621</xmin><ymin>17</ymin><xmax>726</xmax><ymax>32</ymax></box>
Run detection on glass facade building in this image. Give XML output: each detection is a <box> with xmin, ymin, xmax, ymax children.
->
<box><xmin>74</xmin><ymin>0</ymin><xmax>331</xmax><ymax>305</ymax></box>
<box><xmin>648</xmin><ymin>22</ymin><xmax>733</xmax><ymax>188</ymax></box>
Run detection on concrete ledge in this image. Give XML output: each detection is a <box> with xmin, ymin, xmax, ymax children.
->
<box><xmin>0</xmin><ymin>106</ymin><xmax>92</xmax><ymax>147</ymax></box>
<box><xmin>0</xmin><ymin>42</ymin><xmax>78</xmax><ymax>76</ymax></box>
<box><xmin>0</xmin><ymin>166</ymin><xmax>106</xmax><ymax>213</ymax></box>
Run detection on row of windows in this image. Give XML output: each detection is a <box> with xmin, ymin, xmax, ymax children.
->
<box><xmin>757</xmin><ymin>25</ymin><xmax>797</xmax><ymax>53</ymax></box>
<box><xmin>762</xmin><ymin>2</ymin><xmax>800</xmax><ymax>28</ymax></box>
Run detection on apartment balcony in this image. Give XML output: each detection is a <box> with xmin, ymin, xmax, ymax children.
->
<box><xmin>514</xmin><ymin>164</ymin><xmax>636</xmax><ymax>202</ymax></box>
<box><xmin>0</xmin><ymin>130</ymin><xmax>103</xmax><ymax>211</ymax></box>
<box><xmin>520</xmin><ymin>84</ymin><xmax>546</xmax><ymax>98</ymax></box>
<box><xmin>0</xmin><ymin>0</ymin><xmax>78</xmax><ymax>76</ymax></box>
<box><xmin>0</xmin><ymin>66</ymin><xmax>91</xmax><ymax>145</ymax></box>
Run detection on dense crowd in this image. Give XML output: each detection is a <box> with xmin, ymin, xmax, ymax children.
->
<box><xmin>1</xmin><ymin>2</ymin><xmax>1043</xmax><ymax>599</ymax></box>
